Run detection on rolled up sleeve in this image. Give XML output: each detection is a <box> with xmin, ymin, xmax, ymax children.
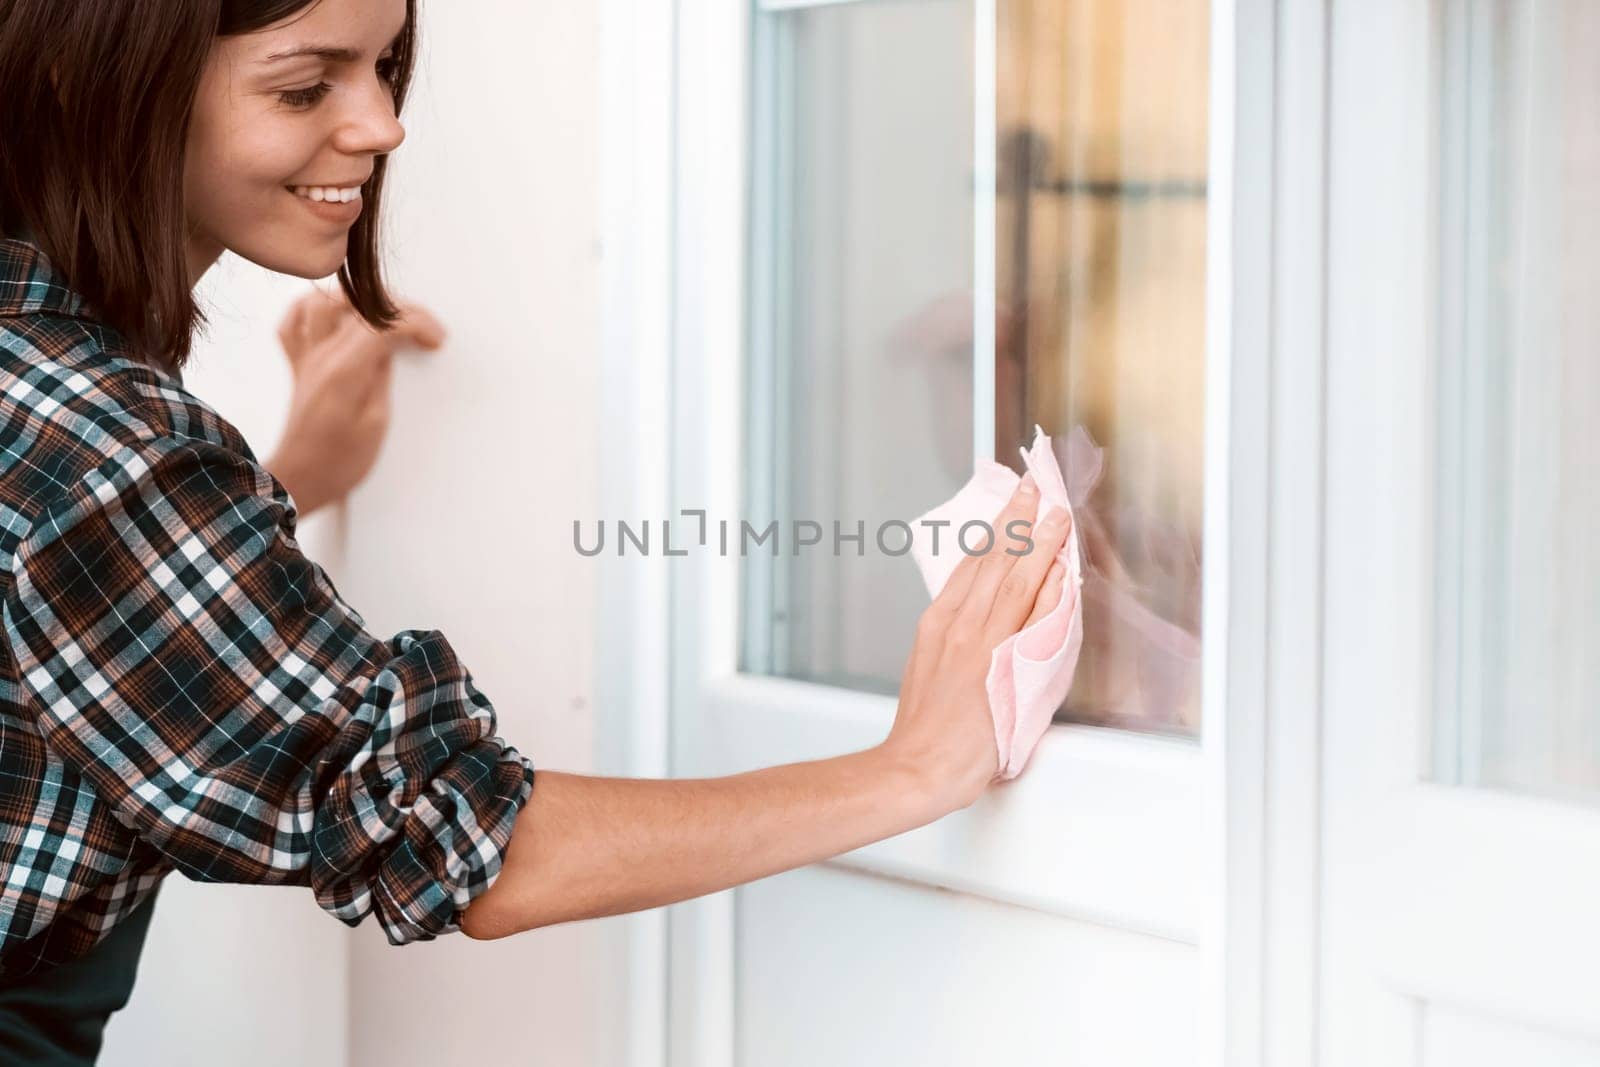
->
<box><xmin>1</xmin><ymin>436</ymin><xmax>535</xmax><ymax>944</ymax></box>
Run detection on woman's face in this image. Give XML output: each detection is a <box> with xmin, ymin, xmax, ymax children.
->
<box><xmin>183</xmin><ymin>0</ymin><xmax>408</xmax><ymax>282</ymax></box>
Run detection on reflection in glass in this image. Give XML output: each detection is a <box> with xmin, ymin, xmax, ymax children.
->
<box><xmin>997</xmin><ymin>0</ymin><xmax>1209</xmax><ymax>734</ymax></box>
<box><xmin>1433</xmin><ymin>0</ymin><xmax>1600</xmax><ymax>803</ymax></box>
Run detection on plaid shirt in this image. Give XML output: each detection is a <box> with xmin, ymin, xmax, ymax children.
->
<box><xmin>0</xmin><ymin>238</ymin><xmax>535</xmax><ymax>977</ymax></box>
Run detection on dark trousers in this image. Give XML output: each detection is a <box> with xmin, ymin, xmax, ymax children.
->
<box><xmin>0</xmin><ymin>886</ymin><xmax>161</xmax><ymax>1065</ymax></box>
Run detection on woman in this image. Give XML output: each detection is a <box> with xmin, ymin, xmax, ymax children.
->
<box><xmin>0</xmin><ymin>0</ymin><xmax>1070</xmax><ymax>1059</ymax></box>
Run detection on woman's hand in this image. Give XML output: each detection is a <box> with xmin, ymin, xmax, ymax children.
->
<box><xmin>883</xmin><ymin>474</ymin><xmax>1072</xmax><ymax>813</ymax></box>
<box><xmin>265</xmin><ymin>288</ymin><xmax>446</xmax><ymax>516</ymax></box>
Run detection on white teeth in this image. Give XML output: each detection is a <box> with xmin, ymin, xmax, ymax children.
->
<box><xmin>291</xmin><ymin>185</ymin><xmax>362</xmax><ymax>203</ymax></box>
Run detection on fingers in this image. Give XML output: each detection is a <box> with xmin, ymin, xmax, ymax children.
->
<box><xmin>283</xmin><ymin>293</ymin><xmax>442</xmax><ymax>416</ymax></box>
<box><xmin>279</xmin><ymin>287</ymin><xmax>355</xmax><ymax>369</ymax></box>
<box><xmin>1020</xmin><ymin>559</ymin><xmax>1066</xmax><ymax>631</ymax></box>
<box><xmin>950</xmin><ymin>474</ymin><xmax>1045</xmax><ymax>630</ymax></box>
<box><xmin>982</xmin><ymin>503</ymin><xmax>1071</xmax><ymax>645</ymax></box>
<box><xmin>334</xmin><ymin>300</ymin><xmax>446</xmax><ymax>368</ymax></box>
<box><xmin>394</xmin><ymin>302</ymin><xmax>447</xmax><ymax>349</ymax></box>
<box><xmin>927</xmin><ymin>472</ymin><xmax>1036</xmax><ymax>622</ymax></box>
<box><xmin>284</xmin><ymin>288</ymin><xmax>443</xmax><ymax>353</ymax></box>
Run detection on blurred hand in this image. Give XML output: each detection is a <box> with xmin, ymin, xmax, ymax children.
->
<box><xmin>265</xmin><ymin>287</ymin><xmax>446</xmax><ymax>516</ymax></box>
<box><xmin>884</xmin><ymin>474</ymin><xmax>1072</xmax><ymax>811</ymax></box>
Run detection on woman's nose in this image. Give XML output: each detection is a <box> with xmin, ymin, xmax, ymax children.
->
<box><xmin>334</xmin><ymin>82</ymin><xmax>407</xmax><ymax>157</ymax></box>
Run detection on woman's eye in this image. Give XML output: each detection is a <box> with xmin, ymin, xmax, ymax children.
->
<box><xmin>376</xmin><ymin>57</ymin><xmax>399</xmax><ymax>85</ymax></box>
<box><xmin>279</xmin><ymin>82</ymin><xmax>333</xmax><ymax>108</ymax></box>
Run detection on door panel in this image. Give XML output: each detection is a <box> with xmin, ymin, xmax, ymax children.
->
<box><xmin>737</xmin><ymin>865</ymin><xmax>1198</xmax><ymax>1067</ymax></box>
<box><xmin>1322</xmin><ymin>0</ymin><xmax>1600</xmax><ymax>1060</ymax></box>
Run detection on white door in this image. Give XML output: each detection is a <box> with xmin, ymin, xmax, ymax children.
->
<box><xmin>1321</xmin><ymin>0</ymin><xmax>1600</xmax><ymax>1063</ymax></box>
<box><xmin>653</xmin><ymin>1</ymin><xmax>1230</xmax><ymax>1063</ymax></box>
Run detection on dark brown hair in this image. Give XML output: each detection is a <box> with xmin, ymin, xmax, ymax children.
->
<box><xmin>0</xmin><ymin>0</ymin><xmax>418</xmax><ymax>375</ymax></box>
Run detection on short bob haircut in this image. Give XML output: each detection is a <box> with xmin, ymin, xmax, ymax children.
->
<box><xmin>0</xmin><ymin>0</ymin><xmax>418</xmax><ymax>376</ymax></box>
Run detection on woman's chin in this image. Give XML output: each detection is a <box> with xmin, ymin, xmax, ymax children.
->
<box><xmin>242</xmin><ymin>242</ymin><xmax>348</xmax><ymax>282</ymax></box>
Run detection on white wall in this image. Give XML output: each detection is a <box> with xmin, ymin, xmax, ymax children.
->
<box><xmin>340</xmin><ymin>1</ymin><xmax>605</xmax><ymax>1063</ymax></box>
<box><xmin>103</xmin><ymin>2</ymin><xmax>606</xmax><ymax>1064</ymax></box>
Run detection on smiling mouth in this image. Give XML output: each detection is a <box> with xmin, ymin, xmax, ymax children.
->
<box><xmin>288</xmin><ymin>184</ymin><xmax>363</xmax><ymax>203</ymax></box>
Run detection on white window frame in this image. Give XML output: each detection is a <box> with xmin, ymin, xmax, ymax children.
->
<box><xmin>594</xmin><ymin>1</ymin><xmax>1330</xmax><ymax>1065</ymax></box>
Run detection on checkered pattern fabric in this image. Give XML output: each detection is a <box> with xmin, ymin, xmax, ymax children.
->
<box><xmin>0</xmin><ymin>238</ymin><xmax>535</xmax><ymax>977</ymax></box>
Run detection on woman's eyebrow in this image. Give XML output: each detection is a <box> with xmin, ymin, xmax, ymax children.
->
<box><xmin>263</xmin><ymin>30</ymin><xmax>403</xmax><ymax>65</ymax></box>
<box><xmin>262</xmin><ymin>44</ymin><xmax>360</xmax><ymax>63</ymax></box>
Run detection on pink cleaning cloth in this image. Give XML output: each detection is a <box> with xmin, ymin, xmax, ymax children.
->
<box><xmin>908</xmin><ymin>424</ymin><xmax>1086</xmax><ymax>781</ymax></box>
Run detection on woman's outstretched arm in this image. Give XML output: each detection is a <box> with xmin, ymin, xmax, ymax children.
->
<box><xmin>461</xmin><ymin>473</ymin><xmax>1074</xmax><ymax>940</ymax></box>
<box><xmin>459</xmin><ymin>745</ymin><xmax>942</xmax><ymax>939</ymax></box>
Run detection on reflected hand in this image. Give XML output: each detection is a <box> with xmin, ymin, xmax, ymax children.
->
<box><xmin>884</xmin><ymin>474</ymin><xmax>1072</xmax><ymax>812</ymax></box>
<box><xmin>266</xmin><ymin>287</ymin><xmax>446</xmax><ymax>516</ymax></box>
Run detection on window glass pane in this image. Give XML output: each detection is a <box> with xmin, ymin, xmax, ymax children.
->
<box><xmin>742</xmin><ymin>0</ymin><xmax>1208</xmax><ymax>740</ymax></box>
<box><xmin>742</xmin><ymin>0</ymin><xmax>975</xmax><ymax>692</ymax></box>
<box><xmin>998</xmin><ymin>0</ymin><xmax>1209</xmax><ymax>735</ymax></box>
<box><xmin>1433</xmin><ymin>0</ymin><xmax>1600</xmax><ymax>803</ymax></box>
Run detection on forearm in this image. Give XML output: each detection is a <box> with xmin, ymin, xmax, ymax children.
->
<box><xmin>458</xmin><ymin>744</ymin><xmax>950</xmax><ymax>939</ymax></box>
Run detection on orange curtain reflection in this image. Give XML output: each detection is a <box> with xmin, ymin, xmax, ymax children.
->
<box><xmin>997</xmin><ymin>0</ymin><xmax>1209</xmax><ymax>733</ymax></box>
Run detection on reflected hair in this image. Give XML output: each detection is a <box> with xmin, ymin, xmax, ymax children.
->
<box><xmin>0</xmin><ymin>0</ymin><xmax>418</xmax><ymax>375</ymax></box>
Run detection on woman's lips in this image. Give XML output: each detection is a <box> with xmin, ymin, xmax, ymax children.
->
<box><xmin>287</xmin><ymin>186</ymin><xmax>363</xmax><ymax>223</ymax></box>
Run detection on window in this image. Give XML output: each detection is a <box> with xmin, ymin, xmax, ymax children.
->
<box><xmin>743</xmin><ymin>0</ymin><xmax>1209</xmax><ymax>738</ymax></box>
<box><xmin>742</xmin><ymin>0</ymin><xmax>975</xmax><ymax>694</ymax></box>
<box><xmin>1433</xmin><ymin>0</ymin><xmax>1600</xmax><ymax>803</ymax></box>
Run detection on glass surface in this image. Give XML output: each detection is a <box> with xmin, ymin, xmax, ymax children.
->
<box><xmin>997</xmin><ymin>0</ymin><xmax>1209</xmax><ymax>734</ymax></box>
<box><xmin>742</xmin><ymin>0</ymin><xmax>1208</xmax><ymax>740</ymax></box>
<box><xmin>742</xmin><ymin>0</ymin><xmax>975</xmax><ymax>692</ymax></box>
<box><xmin>1432</xmin><ymin>0</ymin><xmax>1600</xmax><ymax>803</ymax></box>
